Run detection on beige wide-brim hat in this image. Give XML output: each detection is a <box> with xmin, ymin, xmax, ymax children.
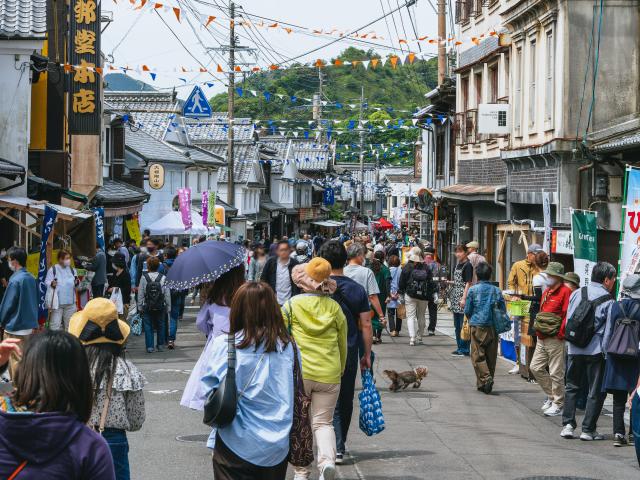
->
<box><xmin>69</xmin><ymin>298</ymin><xmax>130</xmax><ymax>346</ymax></box>
<box><xmin>407</xmin><ymin>246</ymin><xmax>424</xmax><ymax>263</ymax></box>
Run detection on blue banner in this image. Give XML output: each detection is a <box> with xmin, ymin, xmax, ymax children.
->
<box><xmin>323</xmin><ymin>187</ymin><xmax>335</xmax><ymax>206</ymax></box>
<box><xmin>38</xmin><ymin>205</ymin><xmax>58</xmax><ymax>326</ymax></box>
<box><xmin>93</xmin><ymin>207</ymin><xmax>105</xmax><ymax>252</ymax></box>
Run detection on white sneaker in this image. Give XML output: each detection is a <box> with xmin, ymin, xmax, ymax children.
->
<box><xmin>544</xmin><ymin>403</ymin><xmax>562</xmax><ymax>416</ymax></box>
<box><xmin>320</xmin><ymin>464</ymin><xmax>336</xmax><ymax>480</ymax></box>
<box><xmin>560</xmin><ymin>424</ymin><xmax>575</xmax><ymax>439</ymax></box>
<box><xmin>580</xmin><ymin>431</ymin><xmax>605</xmax><ymax>441</ymax></box>
<box><xmin>541</xmin><ymin>398</ymin><xmax>553</xmax><ymax>411</ymax></box>
<box><xmin>409</xmin><ymin>337</ymin><xmax>416</xmax><ymax>346</ymax></box>
<box><xmin>508</xmin><ymin>365</ymin><xmax>519</xmax><ymax>374</ymax></box>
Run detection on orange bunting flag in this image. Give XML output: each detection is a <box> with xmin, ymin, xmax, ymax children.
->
<box><xmin>428</xmin><ymin>39</ymin><xmax>438</xmax><ymax>44</ymax></box>
<box><xmin>398</xmin><ymin>39</ymin><xmax>408</xmax><ymax>44</ymax></box>
<box><xmin>199</xmin><ymin>67</ymin><xmax>207</xmax><ymax>72</ymax></box>
<box><xmin>142</xmin><ymin>65</ymin><xmax>150</xmax><ymax>71</ymax></box>
<box><xmin>181</xmin><ymin>66</ymin><xmax>187</xmax><ymax>72</ymax></box>
<box><xmin>371</xmin><ymin>58</ymin><xmax>379</xmax><ymax>68</ymax></box>
<box><xmin>314</xmin><ymin>59</ymin><xmax>325</xmax><ymax>68</ymax></box>
<box><xmin>455</xmin><ymin>40</ymin><xmax>463</xmax><ymax>46</ymax></box>
<box><xmin>418</xmin><ymin>36</ymin><xmax>428</xmax><ymax>41</ymax></box>
<box><xmin>471</xmin><ymin>37</ymin><xmax>480</xmax><ymax>45</ymax></box>
<box><xmin>390</xmin><ymin>56</ymin><xmax>399</xmax><ymax>69</ymax></box>
<box><xmin>407</xmin><ymin>53</ymin><xmax>416</xmax><ymax>64</ymax></box>
<box><xmin>351</xmin><ymin>60</ymin><xmax>359</xmax><ymax>67</ymax></box>
<box><xmin>234</xmin><ymin>66</ymin><xmax>241</xmax><ymax>72</ymax></box>
<box><xmin>333</xmin><ymin>59</ymin><xmax>343</xmax><ymax>66</ymax></box>
<box><xmin>269</xmin><ymin>64</ymin><xmax>279</xmax><ymax>70</ymax></box>
<box><xmin>95</xmin><ymin>67</ymin><xmax>103</xmax><ymax>75</ymax></box>
<box><xmin>268</xmin><ymin>22</ymin><xmax>278</xmax><ymax>28</ymax></box>
<box><xmin>313</xmin><ymin>29</ymin><xmax>322</xmax><ymax>34</ymax></box>
<box><xmin>252</xmin><ymin>67</ymin><xmax>261</xmax><ymax>72</ymax></box>
<box><xmin>173</xmin><ymin>7</ymin><xmax>180</xmax><ymax>22</ymax></box>
<box><xmin>153</xmin><ymin>3</ymin><xmax>162</xmax><ymax>8</ymax></box>
<box><xmin>135</xmin><ymin>0</ymin><xmax>147</xmax><ymax>10</ymax></box>
<box><xmin>360</xmin><ymin>34</ymin><xmax>368</xmax><ymax>39</ymax></box>
<box><xmin>217</xmin><ymin>64</ymin><xmax>223</xmax><ymax>73</ymax></box>
<box><xmin>489</xmin><ymin>30</ymin><xmax>497</xmax><ymax>36</ymax></box>
<box><xmin>283</xmin><ymin>27</ymin><xmax>292</xmax><ymax>34</ymax></box>
<box><xmin>129</xmin><ymin>0</ymin><xmax>135</xmax><ymax>4</ymax></box>
<box><xmin>205</xmin><ymin>16</ymin><xmax>216</xmax><ymax>28</ymax></box>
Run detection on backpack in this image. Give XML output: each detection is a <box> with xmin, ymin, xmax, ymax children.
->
<box><xmin>143</xmin><ymin>272</ymin><xmax>166</xmax><ymax>312</ymax></box>
<box><xmin>405</xmin><ymin>264</ymin><xmax>434</xmax><ymax>301</ymax></box>
<box><xmin>564</xmin><ymin>287</ymin><xmax>611</xmax><ymax>347</ymax></box>
<box><xmin>606</xmin><ymin>302</ymin><xmax>640</xmax><ymax>359</ymax></box>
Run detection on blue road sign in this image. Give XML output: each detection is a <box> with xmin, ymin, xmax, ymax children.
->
<box><xmin>183</xmin><ymin>86</ymin><xmax>212</xmax><ymax>118</ymax></box>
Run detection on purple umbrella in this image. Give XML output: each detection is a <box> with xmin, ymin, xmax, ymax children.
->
<box><xmin>165</xmin><ymin>240</ymin><xmax>245</xmax><ymax>290</ymax></box>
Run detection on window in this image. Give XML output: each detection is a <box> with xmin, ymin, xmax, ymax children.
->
<box><xmin>474</xmin><ymin>72</ymin><xmax>482</xmax><ymax>107</ymax></box>
<box><xmin>504</xmin><ymin>53</ymin><xmax>510</xmax><ymax>97</ymax></box>
<box><xmin>514</xmin><ymin>46</ymin><xmax>522</xmax><ymax>134</ymax></box>
<box><xmin>436</xmin><ymin>130</ymin><xmax>446</xmax><ymax>177</ymax></box>
<box><xmin>545</xmin><ymin>30</ymin><xmax>555</xmax><ymax>125</ymax></box>
<box><xmin>461</xmin><ymin>76</ymin><xmax>469</xmax><ymax>112</ymax></box>
<box><xmin>184</xmin><ymin>171</ymin><xmax>189</xmax><ymax>189</ymax></box>
<box><xmin>529</xmin><ymin>40</ymin><xmax>537</xmax><ymax>127</ymax></box>
<box><xmin>489</xmin><ymin>64</ymin><xmax>498</xmax><ymax>103</ymax></box>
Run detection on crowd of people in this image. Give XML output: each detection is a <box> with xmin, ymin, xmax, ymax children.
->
<box><xmin>0</xmin><ymin>226</ymin><xmax>639</xmax><ymax>478</ymax></box>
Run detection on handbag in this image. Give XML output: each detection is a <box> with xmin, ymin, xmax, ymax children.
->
<box><xmin>396</xmin><ymin>302</ymin><xmax>407</xmax><ymax>320</ymax></box>
<box><xmin>288</xmin><ymin>340</ymin><xmax>313</xmax><ymax>467</ymax></box>
<box><xmin>492</xmin><ymin>291</ymin><xmax>512</xmax><ymax>335</ymax></box>
<box><xmin>110</xmin><ymin>288</ymin><xmax>124</xmax><ymax>315</ymax></box>
<box><xmin>359</xmin><ymin>369</ymin><xmax>385</xmax><ymax>436</ymax></box>
<box><xmin>534</xmin><ymin>312</ymin><xmax>562</xmax><ymax>337</ymax></box>
<box><xmin>461</xmin><ymin>316</ymin><xmax>471</xmax><ymax>341</ymax></box>
<box><xmin>607</xmin><ymin>302</ymin><xmax>640</xmax><ymax>359</ymax></box>
<box><xmin>203</xmin><ymin>333</ymin><xmax>238</xmax><ymax>428</ymax></box>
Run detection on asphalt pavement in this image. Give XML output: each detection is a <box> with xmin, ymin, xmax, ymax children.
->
<box><xmin>127</xmin><ymin>308</ymin><xmax>640</xmax><ymax>480</ymax></box>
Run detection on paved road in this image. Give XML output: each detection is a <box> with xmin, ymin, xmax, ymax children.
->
<box><xmin>127</xmin><ymin>309</ymin><xmax>640</xmax><ymax>479</ymax></box>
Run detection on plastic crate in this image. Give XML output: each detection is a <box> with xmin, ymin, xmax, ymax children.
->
<box><xmin>507</xmin><ymin>300</ymin><xmax>530</xmax><ymax>316</ymax></box>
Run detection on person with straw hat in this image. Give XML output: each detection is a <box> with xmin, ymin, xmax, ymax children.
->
<box><xmin>529</xmin><ymin>262</ymin><xmax>572</xmax><ymax>417</ymax></box>
<box><xmin>70</xmin><ymin>298</ymin><xmax>146</xmax><ymax>480</ymax></box>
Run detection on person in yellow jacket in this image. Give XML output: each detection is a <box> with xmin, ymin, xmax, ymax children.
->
<box><xmin>282</xmin><ymin>257</ymin><xmax>347</xmax><ymax>480</ymax></box>
<box><xmin>508</xmin><ymin>243</ymin><xmax>543</xmax><ymax>296</ymax></box>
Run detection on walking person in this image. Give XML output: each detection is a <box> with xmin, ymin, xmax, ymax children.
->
<box><xmin>466</xmin><ymin>241</ymin><xmax>486</xmax><ymax>285</ymax></box>
<box><xmin>318</xmin><ymin>240</ymin><xmax>372</xmax><ymax>465</ymax></box>
<box><xmin>528</xmin><ymin>262</ymin><xmax>572</xmax><ymax>417</ymax></box>
<box><xmin>45</xmin><ymin>249</ymin><xmax>78</xmax><ymax>330</ymax></box>
<box><xmin>83</xmin><ymin>242</ymin><xmax>108</xmax><ymax>299</ymax></box>
<box><xmin>162</xmin><ymin>246</ymin><xmax>182</xmax><ymax>349</ymax></box>
<box><xmin>344</xmin><ymin>244</ymin><xmax>385</xmax><ymax>334</ymax></box>
<box><xmin>561</xmin><ymin>262</ymin><xmax>616</xmax><ymax>441</ymax></box>
<box><xmin>370</xmin><ymin>251</ymin><xmax>390</xmax><ymax>344</ymax></box>
<box><xmin>632</xmin><ymin>375</ymin><xmax>640</xmax><ymax>466</ymax></box>
<box><xmin>450</xmin><ymin>245</ymin><xmax>472</xmax><ymax>356</ymax></box>
<box><xmin>247</xmin><ymin>246</ymin><xmax>267</xmax><ymax>281</ymax></box>
<box><xmin>601</xmin><ymin>274</ymin><xmax>640</xmax><ymax>446</ymax></box>
<box><xmin>107</xmin><ymin>253</ymin><xmax>131</xmax><ymax>323</ymax></box>
<box><xmin>137</xmin><ymin>256</ymin><xmax>171</xmax><ymax>353</ymax></box>
<box><xmin>464</xmin><ymin>262</ymin><xmax>503</xmax><ymax>394</ymax></box>
<box><xmin>261</xmin><ymin>239</ymin><xmax>300</xmax><ymax>305</ymax></box>
<box><xmin>0</xmin><ymin>247</ymin><xmax>37</xmax><ymax>377</ymax></box>
<box><xmin>424</xmin><ymin>247</ymin><xmax>440</xmax><ymax>336</ymax></box>
<box><xmin>283</xmin><ymin>258</ymin><xmax>347</xmax><ymax>480</ymax></box>
<box><xmin>399</xmin><ymin>247</ymin><xmax>431</xmax><ymax>346</ymax></box>
<box><xmin>0</xmin><ymin>330</ymin><xmax>116</xmax><ymax>479</ymax></box>
<box><xmin>200</xmin><ymin>282</ymin><xmax>295</xmax><ymax>479</ymax></box>
<box><xmin>387</xmin><ymin>254</ymin><xmax>402</xmax><ymax>336</ymax></box>
<box><xmin>69</xmin><ymin>298</ymin><xmax>146</xmax><ymax>480</ymax></box>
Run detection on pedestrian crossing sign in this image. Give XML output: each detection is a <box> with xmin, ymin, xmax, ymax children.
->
<box><xmin>182</xmin><ymin>86</ymin><xmax>212</xmax><ymax>118</ymax></box>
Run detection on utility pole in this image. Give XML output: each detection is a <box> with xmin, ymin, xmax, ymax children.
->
<box><xmin>227</xmin><ymin>1</ymin><xmax>236</xmax><ymax>209</ymax></box>
<box><xmin>317</xmin><ymin>68</ymin><xmax>323</xmax><ymax>143</ymax></box>
<box><xmin>358</xmin><ymin>86</ymin><xmax>365</xmax><ymax>215</ymax></box>
<box><xmin>437</xmin><ymin>0</ymin><xmax>447</xmax><ymax>86</ymax></box>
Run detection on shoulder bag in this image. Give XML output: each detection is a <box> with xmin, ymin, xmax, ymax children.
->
<box><xmin>492</xmin><ymin>289</ymin><xmax>512</xmax><ymax>335</ymax></box>
<box><xmin>203</xmin><ymin>334</ymin><xmax>237</xmax><ymax>428</ymax></box>
<box><xmin>288</xmin><ymin>340</ymin><xmax>313</xmax><ymax>467</ymax></box>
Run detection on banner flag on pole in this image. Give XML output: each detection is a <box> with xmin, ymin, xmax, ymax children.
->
<box><xmin>93</xmin><ymin>207</ymin><xmax>105</xmax><ymax>252</ymax></box>
<box><xmin>38</xmin><ymin>205</ymin><xmax>58</xmax><ymax>327</ymax></box>
<box><xmin>618</xmin><ymin>166</ymin><xmax>640</xmax><ymax>291</ymax></box>
<box><xmin>178</xmin><ymin>188</ymin><xmax>192</xmax><ymax>230</ymax></box>
<box><xmin>126</xmin><ymin>216</ymin><xmax>142</xmax><ymax>245</ymax></box>
<box><xmin>571</xmin><ymin>208</ymin><xmax>598</xmax><ymax>287</ymax></box>
<box><xmin>208</xmin><ymin>191</ymin><xmax>216</xmax><ymax>227</ymax></box>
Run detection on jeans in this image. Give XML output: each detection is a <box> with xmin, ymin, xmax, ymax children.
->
<box><xmin>334</xmin><ymin>345</ymin><xmax>359</xmax><ymax>454</ymax></box>
<box><xmin>612</xmin><ymin>390</ymin><xmax>630</xmax><ymax>436</ymax></box>
<box><xmin>453</xmin><ymin>313</ymin><xmax>470</xmax><ymax>355</ymax></box>
<box><xmin>102</xmin><ymin>429</ymin><xmax>130</xmax><ymax>480</ymax></box>
<box><xmin>169</xmin><ymin>291</ymin><xmax>184</xmax><ymax>341</ymax></box>
<box><xmin>387</xmin><ymin>307</ymin><xmax>402</xmax><ymax>333</ymax></box>
<box><xmin>179</xmin><ymin>290</ymin><xmax>187</xmax><ymax>318</ymax></box>
<box><xmin>92</xmin><ymin>284</ymin><xmax>105</xmax><ymax>299</ymax></box>
<box><xmin>49</xmin><ymin>304</ymin><xmax>77</xmax><ymax>330</ymax></box>
<box><xmin>632</xmin><ymin>394</ymin><xmax>640</xmax><ymax>467</ymax></box>
<box><xmin>427</xmin><ymin>300</ymin><xmax>437</xmax><ymax>332</ymax></box>
<box><xmin>562</xmin><ymin>354</ymin><xmax>607</xmax><ymax>432</ymax></box>
<box><xmin>143</xmin><ymin>310</ymin><xmax>166</xmax><ymax>351</ymax></box>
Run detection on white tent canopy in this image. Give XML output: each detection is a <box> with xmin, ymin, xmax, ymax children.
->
<box><xmin>147</xmin><ymin>210</ymin><xmax>216</xmax><ymax>235</ymax></box>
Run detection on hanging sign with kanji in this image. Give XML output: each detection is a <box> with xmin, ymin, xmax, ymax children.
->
<box><xmin>69</xmin><ymin>0</ymin><xmax>101</xmax><ymax>134</ymax></box>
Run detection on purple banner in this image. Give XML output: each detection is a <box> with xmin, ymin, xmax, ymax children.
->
<box><xmin>178</xmin><ymin>188</ymin><xmax>192</xmax><ymax>230</ymax></box>
<box><xmin>202</xmin><ymin>191</ymin><xmax>209</xmax><ymax>228</ymax></box>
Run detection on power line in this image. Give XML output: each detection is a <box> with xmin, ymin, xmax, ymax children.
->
<box><xmin>386</xmin><ymin>0</ymin><xmax>405</xmax><ymax>53</ymax></box>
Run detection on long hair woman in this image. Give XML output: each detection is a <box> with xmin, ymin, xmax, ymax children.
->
<box><xmin>181</xmin><ymin>264</ymin><xmax>245</xmax><ymax>410</ymax></box>
<box><xmin>69</xmin><ymin>298</ymin><xmax>146</xmax><ymax>480</ymax></box>
<box><xmin>201</xmin><ymin>281</ymin><xmax>295</xmax><ymax>480</ymax></box>
<box><xmin>0</xmin><ymin>330</ymin><xmax>116</xmax><ymax>479</ymax></box>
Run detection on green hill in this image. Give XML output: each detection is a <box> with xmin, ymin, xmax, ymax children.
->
<box><xmin>209</xmin><ymin>47</ymin><xmax>437</xmax><ymax>165</ymax></box>
<box><xmin>105</xmin><ymin>73</ymin><xmax>156</xmax><ymax>92</ymax></box>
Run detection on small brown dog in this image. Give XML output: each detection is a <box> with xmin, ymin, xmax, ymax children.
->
<box><xmin>383</xmin><ymin>366</ymin><xmax>429</xmax><ymax>392</ymax></box>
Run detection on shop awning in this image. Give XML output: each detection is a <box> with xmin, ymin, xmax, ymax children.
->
<box><xmin>311</xmin><ymin>220</ymin><xmax>344</xmax><ymax>227</ymax></box>
<box><xmin>260</xmin><ymin>196</ymin><xmax>286</xmax><ymax>212</ymax></box>
<box><xmin>93</xmin><ymin>179</ymin><xmax>149</xmax><ymax>217</ymax></box>
<box><xmin>0</xmin><ymin>196</ymin><xmax>91</xmax><ymax>221</ymax></box>
<box><xmin>28</xmin><ymin>175</ymin><xmax>89</xmax><ymax>204</ymax></box>
<box><xmin>439</xmin><ymin>183</ymin><xmax>504</xmax><ymax>202</ymax></box>
<box><xmin>216</xmin><ymin>198</ymin><xmax>238</xmax><ymax>216</ymax></box>
<box><xmin>0</xmin><ymin>159</ymin><xmax>26</xmax><ymax>180</ymax></box>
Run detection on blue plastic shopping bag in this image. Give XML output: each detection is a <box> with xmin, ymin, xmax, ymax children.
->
<box><xmin>358</xmin><ymin>369</ymin><xmax>385</xmax><ymax>436</ymax></box>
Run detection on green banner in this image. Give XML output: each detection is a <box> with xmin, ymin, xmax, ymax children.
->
<box><xmin>571</xmin><ymin>209</ymin><xmax>598</xmax><ymax>286</ymax></box>
<box><xmin>207</xmin><ymin>191</ymin><xmax>216</xmax><ymax>227</ymax></box>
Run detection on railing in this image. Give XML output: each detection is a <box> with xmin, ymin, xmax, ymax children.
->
<box><xmin>454</xmin><ymin>109</ymin><xmax>479</xmax><ymax>145</ymax></box>
<box><xmin>454</xmin><ymin>0</ymin><xmax>471</xmax><ymax>24</ymax></box>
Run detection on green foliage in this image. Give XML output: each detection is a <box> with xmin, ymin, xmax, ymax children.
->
<box><xmin>209</xmin><ymin>48</ymin><xmax>438</xmax><ymax>167</ymax></box>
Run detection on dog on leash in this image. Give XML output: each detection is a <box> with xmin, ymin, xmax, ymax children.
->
<box><xmin>383</xmin><ymin>366</ymin><xmax>429</xmax><ymax>392</ymax></box>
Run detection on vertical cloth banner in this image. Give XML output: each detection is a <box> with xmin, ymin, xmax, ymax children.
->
<box><xmin>126</xmin><ymin>216</ymin><xmax>142</xmax><ymax>245</ymax></box>
<box><xmin>178</xmin><ymin>188</ymin><xmax>192</xmax><ymax>230</ymax></box>
<box><xmin>202</xmin><ymin>191</ymin><xmax>209</xmax><ymax>228</ymax></box>
<box><xmin>93</xmin><ymin>207</ymin><xmax>105</xmax><ymax>252</ymax></box>
<box><xmin>38</xmin><ymin>205</ymin><xmax>58</xmax><ymax>326</ymax></box>
<box><xmin>571</xmin><ymin>209</ymin><xmax>598</xmax><ymax>287</ymax></box>
<box><xmin>113</xmin><ymin>216</ymin><xmax>124</xmax><ymax>239</ymax></box>
<box><xmin>208</xmin><ymin>191</ymin><xmax>216</xmax><ymax>227</ymax></box>
<box><xmin>619</xmin><ymin>166</ymin><xmax>640</xmax><ymax>291</ymax></box>
<box><xmin>542</xmin><ymin>191</ymin><xmax>552</xmax><ymax>253</ymax></box>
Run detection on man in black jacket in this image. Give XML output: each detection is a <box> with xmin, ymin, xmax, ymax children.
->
<box><xmin>260</xmin><ymin>239</ymin><xmax>300</xmax><ymax>304</ymax></box>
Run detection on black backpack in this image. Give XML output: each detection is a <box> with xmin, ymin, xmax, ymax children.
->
<box><xmin>565</xmin><ymin>287</ymin><xmax>611</xmax><ymax>347</ymax></box>
<box><xmin>143</xmin><ymin>273</ymin><xmax>166</xmax><ymax>312</ymax></box>
<box><xmin>405</xmin><ymin>264</ymin><xmax>434</xmax><ymax>301</ymax></box>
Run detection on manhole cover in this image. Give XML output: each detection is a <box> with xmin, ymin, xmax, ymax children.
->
<box><xmin>176</xmin><ymin>434</ymin><xmax>209</xmax><ymax>443</ymax></box>
<box><xmin>516</xmin><ymin>477</ymin><xmax>598</xmax><ymax>480</ymax></box>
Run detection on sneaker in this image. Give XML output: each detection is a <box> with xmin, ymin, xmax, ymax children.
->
<box><xmin>508</xmin><ymin>365</ymin><xmax>520</xmax><ymax>374</ymax></box>
<box><xmin>320</xmin><ymin>463</ymin><xmax>336</xmax><ymax>480</ymax></box>
<box><xmin>451</xmin><ymin>350</ymin><xmax>464</xmax><ymax>357</ymax></box>
<box><xmin>409</xmin><ymin>337</ymin><xmax>416</xmax><ymax>346</ymax></box>
<box><xmin>146</xmin><ymin>348</ymin><xmax>155</xmax><ymax>354</ymax></box>
<box><xmin>544</xmin><ymin>403</ymin><xmax>562</xmax><ymax>416</ymax></box>
<box><xmin>417</xmin><ymin>336</ymin><xmax>423</xmax><ymax>345</ymax></box>
<box><xmin>168</xmin><ymin>341</ymin><xmax>175</xmax><ymax>350</ymax></box>
<box><xmin>335</xmin><ymin>452</ymin><xmax>344</xmax><ymax>464</ymax></box>
<box><xmin>427</xmin><ymin>330</ymin><xmax>435</xmax><ymax>336</ymax></box>
<box><xmin>560</xmin><ymin>424</ymin><xmax>575</xmax><ymax>439</ymax></box>
<box><xmin>580</xmin><ymin>431</ymin><xmax>605</xmax><ymax>441</ymax></box>
<box><xmin>614</xmin><ymin>433</ymin><xmax>628</xmax><ymax>447</ymax></box>
<box><xmin>541</xmin><ymin>398</ymin><xmax>553</xmax><ymax>411</ymax></box>
<box><xmin>390</xmin><ymin>331</ymin><xmax>398</xmax><ymax>337</ymax></box>
<box><xmin>629</xmin><ymin>432</ymin><xmax>634</xmax><ymax>445</ymax></box>
<box><xmin>156</xmin><ymin>345</ymin><xmax>165</xmax><ymax>352</ymax></box>
<box><xmin>481</xmin><ymin>379</ymin><xmax>494</xmax><ymax>394</ymax></box>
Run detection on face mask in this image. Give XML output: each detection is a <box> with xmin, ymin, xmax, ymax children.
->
<box><xmin>9</xmin><ymin>261</ymin><xmax>18</xmax><ymax>272</ymax></box>
<box><xmin>139</xmin><ymin>247</ymin><xmax>148</xmax><ymax>254</ymax></box>
<box><xmin>0</xmin><ymin>250</ymin><xmax>6</xmax><ymax>259</ymax></box>
<box><xmin>63</xmin><ymin>259</ymin><xmax>71</xmax><ymax>267</ymax></box>
<box><xmin>107</xmin><ymin>249</ymin><xmax>116</xmax><ymax>256</ymax></box>
<box><xmin>147</xmin><ymin>246</ymin><xmax>156</xmax><ymax>253</ymax></box>
<box><xmin>545</xmin><ymin>277</ymin><xmax>557</xmax><ymax>288</ymax></box>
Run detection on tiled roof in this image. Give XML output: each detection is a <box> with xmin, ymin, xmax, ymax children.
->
<box><xmin>125</xmin><ymin>128</ymin><xmax>195</xmax><ymax>165</ymax></box>
<box><xmin>593</xmin><ymin>132</ymin><xmax>640</xmax><ymax>153</ymax></box>
<box><xmin>205</xmin><ymin>143</ymin><xmax>260</xmax><ymax>183</ymax></box>
<box><xmin>166</xmin><ymin>142</ymin><xmax>225</xmax><ymax>166</ymax></box>
<box><xmin>289</xmin><ymin>141</ymin><xmax>332</xmax><ymax>172</ymax></box>
<box><xmin>185</xmin><ymin>118</ymin><xmax>255</xmax><ymax>142</ymax></box>
<box><xmin>384</xmin><ymin>174</ymin><xmax>420</xmax><ymax>183</ymax></box>
<box><xmin>94</xmin><ymin>179</ymin><xmax>149</xmax><ymax>205</ymax></box>
<box><xmin>440</xmin><ymin>183</ymin><xmax>503</xmax><ymax>196</ymax></box>
<box><xmin>259</xmin><ymin>137</ymin><xmax>289</xmax><ymax>174</ymax></box>
<box><xmin>0</xmin><ymin>0</ymin><xmax>46</xmax><ymax>39</ymax></box>
<box><xmin>104</xmin><ymin>92</ymin><xmax>178</xmax><ymax>113</ymax></box>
